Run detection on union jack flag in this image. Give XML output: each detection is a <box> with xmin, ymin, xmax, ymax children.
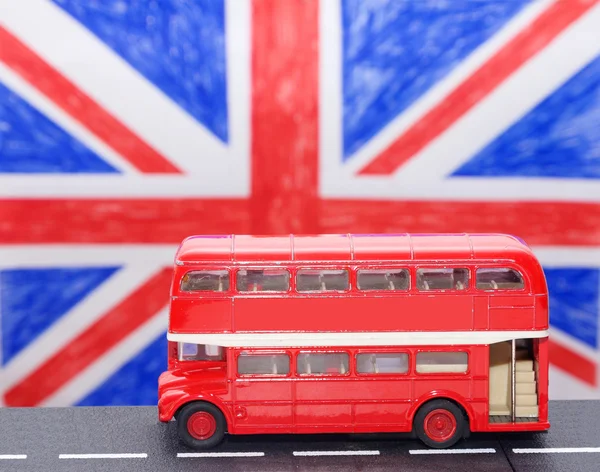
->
<box><xmin>1</xmin><ymin>0</ymin><xmax>599</xmax><ymax>407</ymax></box>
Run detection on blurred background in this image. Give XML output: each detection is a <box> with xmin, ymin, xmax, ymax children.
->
<box><xmin>0</xmin><ymin>0</ymin><xmax>599</xmax><ymax>407</ymax></box>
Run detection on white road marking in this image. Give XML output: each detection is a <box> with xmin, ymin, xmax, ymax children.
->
<box><xmin>513</xmin><ymin>447</ymin><xmax>600</xmax><ymax>454</ymax></box>
<box><xmin>59</xmin><ymin>453</ymin><xmax>148</xmax><ymax>459</ymax></box>
<box><xmin>293</xmin><ymin>450</ymin><xmax>380</xmax><ymax>456</ymax></box>
<box><xmin>409</xmin><ymin>448</ymin><xmax>496</xmax><ymax>455</ymax></box>
<box><xmin>0</xmin><ymin>455</ymin><xmax>27</xmax><ymax>460</ymax></box>
<box><xmin>177</xmin><ymin>452</ymin><xmax>265</xmax><ymax>458</ymax></box>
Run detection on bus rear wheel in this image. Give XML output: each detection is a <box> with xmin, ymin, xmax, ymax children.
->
<box><xmin>177</xmin><ymin>402</ymin><xmax>226</xmax><ymax>449</ymax></box>
<box><xmin>414</xmin><ymin>399</ymin><xmax>466</xmax><ymax>449</ymax></box>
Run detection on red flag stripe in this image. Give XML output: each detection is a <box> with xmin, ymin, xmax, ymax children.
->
<box><xmin>320</xmin><ymin>199</ymin><xmax>600</xmax><ymax>246</ymax></box>
<box><xmin>358</xmin><ymin>0</ymin><xmax>598</xmax><ymax>175</ymax></box>
<box><xmin>0</xmin><ymin>199</ymin><xmax>250</xmax><ymax>243</ymax></box>
<box><xmin>251</xmin><ymin>0</ymin><xmax>319</xmax><ymax>234</ymax></box>
<box><xmin>1</xmin><ymin>199</ymin><xmax>600</xmax><ymax>246</ymax></box>
<box><xmin>0</xmin><ymin>27</ymin><xmax>181</xmax><ymax>174</ymax></box>
<box><xmin>4</xmin><ymin>267</ymin><xmax>173</xmax><ymax>406</ymax></box>
<box><xmin>548</xmin><ymin>339</ymin><xmax>597</xmax><ymax>386</ymax></box>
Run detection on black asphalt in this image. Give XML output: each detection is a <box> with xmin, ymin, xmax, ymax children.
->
<box><xmin>0</xmin><ymin>400</ymin><xmax>594</xmax><ymax>471</ymax></box>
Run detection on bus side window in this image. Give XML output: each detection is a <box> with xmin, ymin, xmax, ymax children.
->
<box><xmin>297</xmin><ymin>353</ymin><xmax>349</xmax><ymax>375</ymax></box>
<box><xmin>417</xmin><ymin>268</ymin><xmax>469</xmax><ymax>291</ymax></box>
<box><xmin>356</xmin><ymin>353</ymin><xmax>408</xmax><ymax>374</ymax></box>
<box><xmin>180</xmin><ymin>270</ymin><xmax>229</xmax><ymax>292</ymax></box>
<box><xmin>357</xmin><ymin>269</ymin><xmax>409</xmax><ymax>291</ymax></box>
<box><xmin>476</xmin><ymin>268</ymin><xmax>525</xmax><ymax>290</ymax></box>
<box><xmin>178</xmin><ymin>343</ymin><xmax>224</xmax><ymax>361</ymax></box>
<box><xmin>416</xmin><ymin>351</ymin><xmax>468</xmax><ymax>373</ymax></box>
<box><xmin>236</xmin><ymin>268</ymin><xmax>290</xmax><ymax>292</ymax></box>
<box><xmin>237</xmin><ymin>353</ymin><xmax>290</xmax><ymax>375</ymax></box>
<box><xmin>296</xmin><ymin>269</ymin><xmax>349</xmax><ymax>292</ymax></box>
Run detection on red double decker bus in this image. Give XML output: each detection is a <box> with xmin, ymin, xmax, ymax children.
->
<box><xmin>158</xmin><ymin>233</ymin><xmax>549</xmax><ymax>449</ymax></box>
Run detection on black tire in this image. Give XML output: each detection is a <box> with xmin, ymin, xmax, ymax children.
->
<box><xmin>413</xmin><ymin>399</ymin><xmax>466</xmax><ymax>449</ymax></box>
<box><xmin>176</xmin><ymin>402</ymin><xmax>226</xmax><ymax>449</ymax></box>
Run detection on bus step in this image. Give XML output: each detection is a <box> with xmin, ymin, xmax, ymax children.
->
<box><xmin>516</xmin><ymin>382</ymin><xmax>536</xmax><ymax>394</ymax></box>
<box><xmin>516</xmin><ymin>405</ymin><xmax>539</xmax><ymax>417</ymax></box>
<box><xmin>516</xmin><ymin>394</ymin><xmax>538</xmax><ymax>406</ymax></box>
<box><xmin>516</xmin><ymin>359</ymin><xmax>534</xmax><ymax>371</ymax></box>
<box><xmin>516</xmin><ymin>371</ymin><xmax>535</xmax><ymax>382</ymax></box>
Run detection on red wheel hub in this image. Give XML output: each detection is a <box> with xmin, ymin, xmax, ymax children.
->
<box><xmin>187</xmin><ymin>412</ymin><xmax>217</xmax><ymax>440</ymax></box>
<box><xmin>423</xmin><ymin>409</ymin><xmax>457</xmax><ymax>442</ymax></box>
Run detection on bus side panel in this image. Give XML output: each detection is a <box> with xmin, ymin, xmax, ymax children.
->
<box><xmin>352</xmin><ymin>378</ymin><xmax>412</xmax><ymax>429</ymax></box>
<box><xmin>233</xmin><ymin>296</ymin><xmax>473</xmax><ymax>332</ymax></box>
<box><xmin>295</xmin><ymin>379</ymin><xmax>352</xmax><ymax>429</ymax></box>
<box><xmin>413</xmin><ymin>379</ymin><xmax>471</xmax><ymax>400</ymax></box>
<box><xmin>467</xmin><ymin>401</ymin><xmax>489</xmax><ymax>431</ymax></box>
<box><xmin>488</xmin><ymin>296</ymin><xmax>535</xmax><ymax>330</ymax></box>
<box><xmin>535</xmin><ymin>294</ymin><xmax>549</xmax><ymax>329</ymax></box>
<box><xmin>170</xmin><ymin>298</ymin><xmax>232</xmax><ymax>333</ymax></box>
<box><xmin>536</xmin><ymin>337</ymin><xmax>549</xmax><ymax>423</ymax></box>
<box><xmin>473</xmin><ymin>296</ymin><xmax>489</xmax><ymax>330</ymax></box>
<box><xmin>232</xmin><ymin>378</ymin><xmax>294</xmax><ymax>432</ymax></box>
<box><xmin>488</xmin><ymin>306</ymin><xmax>535</xmax><ymax>330</ymax></box>
<box><xmin>470</xmin><ymin>345</ymin><xmax>490</xmax><ymax>431</ymax></box>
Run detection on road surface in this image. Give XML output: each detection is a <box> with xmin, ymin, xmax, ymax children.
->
<box><xmin>0</xmin><ymin>400</ymin><xmax>595</xmax><ymax>471</ymax></box>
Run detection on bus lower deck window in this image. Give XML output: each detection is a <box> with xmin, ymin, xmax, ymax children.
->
<box><xmin>297</xmin><ymin>353</ymin><xmax>349</xmax><ymax>375</ymax></box>
<box><xmin>416</xmin><ymin>351</ymin><xmax>468</xmax><ymax>373</ymax></box>
<box><xmin>296</xmin><ymin>269</ymin><xmax>349</xmax><ymax>292</ymax></box>
<box><xmin>417</xmin><ymin>268</ymin><xmax>469</xmax><ymax>291</ymax></box>
<box><xmin>237</xmin><ymin>353</ymin><xmax>290</xmax><ymax>375</ymax></box>
<box><xmin>357</xmin><ymin>269</ymin><xmax>409</xmax><ymax>291</ymax></box>
<box><xmin>356</xmin><ymin>353</ymin><xmax>409</xmax><ymax>374</ymax></box>
<box><xmin>476</xmin><ymin>268</ymin><xmax>524</xmax><ymax>290</ymax></box>
<box><xmin>180</xmin><ymin>270</ymin><xmax>229</xmax><ymax>292</ymax></box>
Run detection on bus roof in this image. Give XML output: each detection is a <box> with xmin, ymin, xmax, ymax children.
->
<box><xmin>175</xmin><ymin>233</ymin><xmax>538</xmax><ymax>266</ymax></box>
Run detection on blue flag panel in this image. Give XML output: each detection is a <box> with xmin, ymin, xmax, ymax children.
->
<box><xmin>77</xmin><ymin>332</ymin><xmax>167</xmax><ymax>406</ymax></box>
<box><xmin>1</xmin><ymin>267</ymin><xmax>120</xmax><ymax>364</ymax></box>
<box><xmin>53</xmin><ymin>0</ymin><xmax>229</xmax><ymax>142</ymax></box>
<box><xmin>454</xmin><ymin>54</ymin><xmax>600</xmax><ymax>178</ymax></box>
<box><xmin>546</xmin><ymin>268</ymin><xmax>598</xmax><ymax>349</ymax></box>
<box><xmin>342</xmin><ymin>0</ymin><xmax>530</xmax><ymax>159</ymax></box>
<box><xmin>0</xmin><ymin>83</ymin><xmax>118</xmax><ymax>173</ymax></box>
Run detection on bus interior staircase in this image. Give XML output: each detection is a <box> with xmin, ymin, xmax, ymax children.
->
<box><xmin>489</xmin><ymin>343</ymin><xmax>539</xmax><ymax>422</ymax></box>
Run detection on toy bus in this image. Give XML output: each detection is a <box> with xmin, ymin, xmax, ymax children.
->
<box><xmin>158</xmin><ymin>233</ymin><xmax>549</xmax><ymax>449</ymax></box>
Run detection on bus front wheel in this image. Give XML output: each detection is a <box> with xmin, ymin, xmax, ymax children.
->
<box><xmin>177</xmin><ymin>402</ymin><xmax>226</xmax><ymax>449</ymax></box>
<box><xmin>414</xmin><ymin>399</ymin><xmax>466</xmax><ymax>449</ymax></box>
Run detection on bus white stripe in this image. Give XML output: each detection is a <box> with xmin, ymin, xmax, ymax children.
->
<box><xmin>167</xmin><ymin>330</ymin><xmax>549</xmax><ymax>347</ymax></box>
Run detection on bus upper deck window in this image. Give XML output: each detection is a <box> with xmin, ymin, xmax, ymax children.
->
<box><xmin>476</xmin><ymin>268</ymin><xmax>524</xmax><ymax>290</ymax></box>
<box><xmin>180</xmin><ymin>270</ymin><xmax>229</xmax><ymax>292</ymax></box>
<box><xmin>296</xmin><ymin>269</ymin><xmax>349</xmax><ymax>292</ymax></box>
<box><xmin>357</xmin><ymin>269</ymin><xmax>409</xmax><ymax>291</ymax></box>
<box><xmin>417</xmin><ymin>268</ymin><xmax>469</xmax><ymax>291</ymax></box>
<box><xmin>236</xmin><ymin>268</ymin><xmax>290</xmax><ymax>292</ymax></box>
